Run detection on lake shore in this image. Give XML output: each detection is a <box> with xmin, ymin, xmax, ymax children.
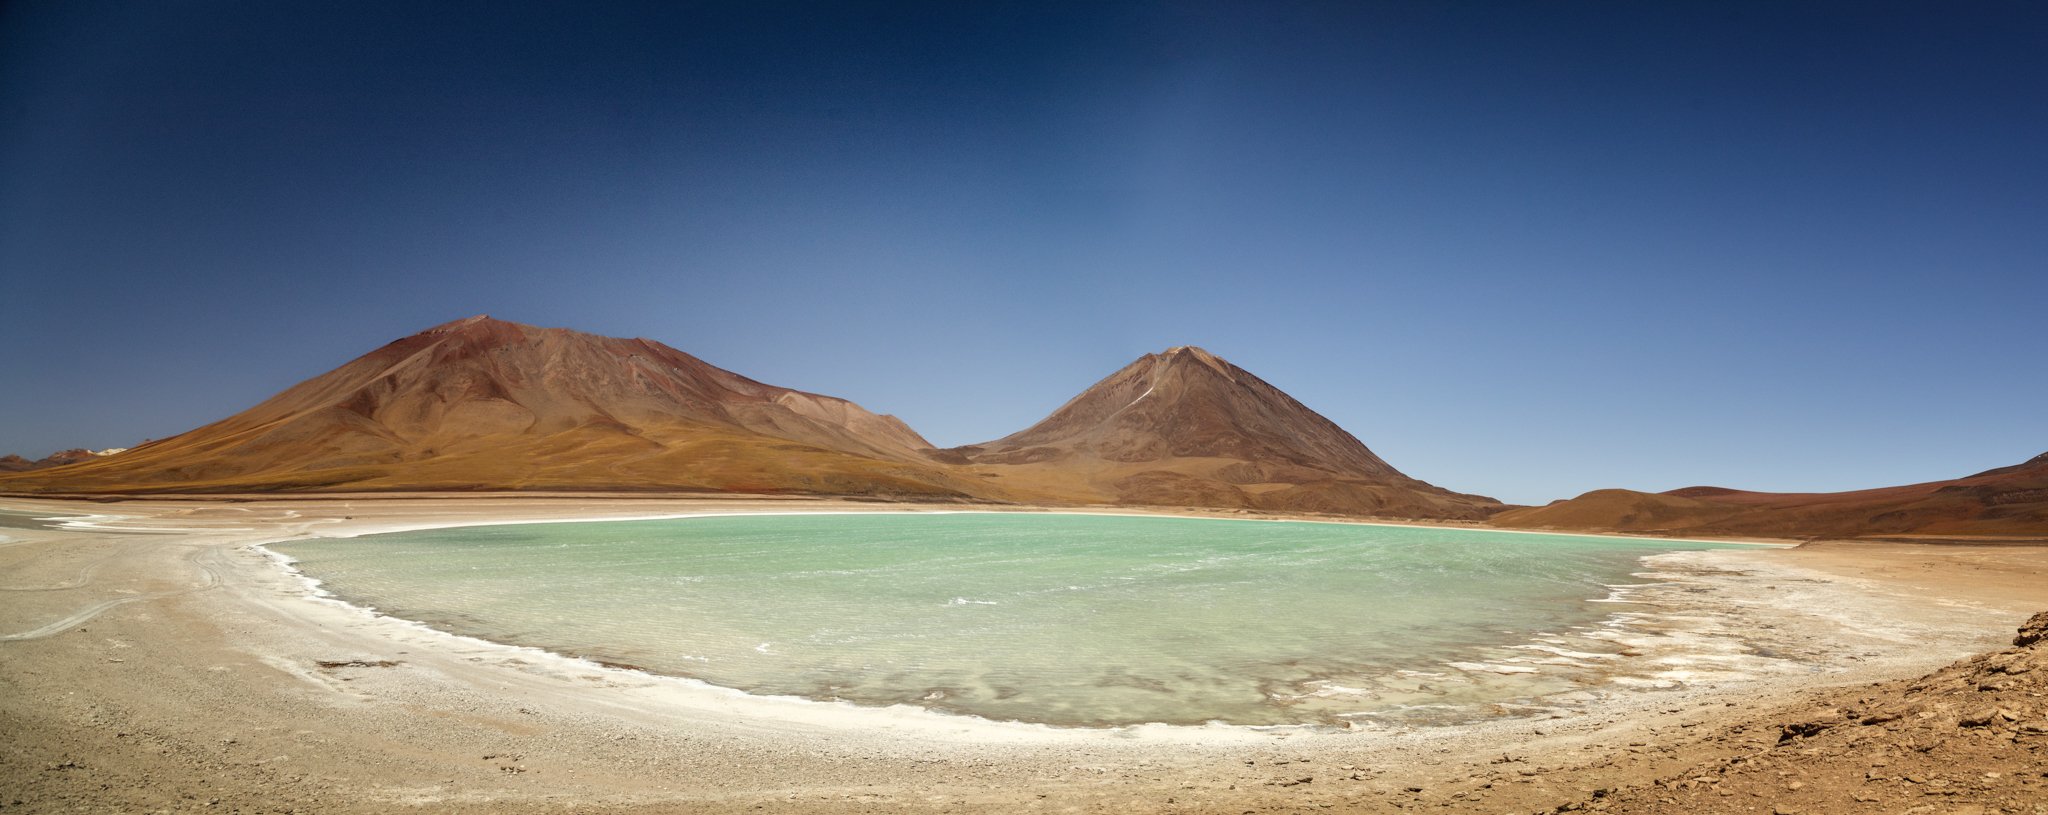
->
<box><xmin>2</xmin><ymin>493</ymin><xmax>2043</xmax><ymax>813</ymax></box>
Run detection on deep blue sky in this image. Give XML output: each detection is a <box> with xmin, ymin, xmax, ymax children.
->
<box><xmin>4</xmin><ymin>1</ymin><xmax>2044</xmax><ymax>504</ymax></box>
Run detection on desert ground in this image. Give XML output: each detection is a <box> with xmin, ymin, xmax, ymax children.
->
<box><xmin>2</xmin><ymin>494</ymin><xmax>2044</xmax><ymax>814</ymax></box>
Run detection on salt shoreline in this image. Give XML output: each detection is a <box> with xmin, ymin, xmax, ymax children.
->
<box><xmin>256</xmin><ymin>510</ymin><xmax>1806</xmax><ymax>736</ymax></box>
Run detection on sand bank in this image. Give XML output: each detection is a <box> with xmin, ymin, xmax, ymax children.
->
<box><xmin>1</xmin><ymin>494</ymin><xmax>2043</xmax><ymax>813</ymax></box>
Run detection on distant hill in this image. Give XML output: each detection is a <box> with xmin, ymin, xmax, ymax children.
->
<box><xmin>1490</xmin><ymin>452</ymin><xmax>2048</xmax><ymax>539</ymax></box>
<box><xmin>0</xmin><ymin>316</ymin><xmax>984</xmax><ymax>498</ymax></box>
<box><xmin>950</xmin><ymin>346</ymin><xmax>1502</xmax><ymax>519</ymax></box>
<box><xmin>0</xmin><ymin>448</ymin><xmax>123</xmax><ymax>473</ymax></box>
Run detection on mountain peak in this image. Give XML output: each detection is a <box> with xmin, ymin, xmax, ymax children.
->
<box><xmin>1154</xmin><ymin>345</ymin><xmax>1232</xmax><ymax>374</ymax></box>
<box><xmin>955</xmin><ymin>348</ymin><xmax>1501</xmax><ymax>519</ymax></box>
<box><xmin>424</xmin><ymin>313</ymin><xmax>502</xmax><ymax>332</ymax></box>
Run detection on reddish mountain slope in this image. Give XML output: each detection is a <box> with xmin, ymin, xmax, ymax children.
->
<box><xmin>951</xmin><ymin>347</ymin><xmax>1502</xmax><ymax>519</ymax></box>
<box><xmin>1492</xmin><ymin>452</ymin><xmax>2048</xmax><ymax>539</ymax></box>
<box><xmin>0</xmin><ymin>316</ymin><xmax>986</xmax><ymax>497</ymax></box>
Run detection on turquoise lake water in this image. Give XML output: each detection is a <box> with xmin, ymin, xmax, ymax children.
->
<box><xmin>272</xmin><ymin>513</ymin><xmax>1741</xmax><ymax>727</ymax></box>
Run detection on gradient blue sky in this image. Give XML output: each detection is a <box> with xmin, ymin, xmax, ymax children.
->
<box><xmin>3</xmin><ymin>1</ymin><xmax>2044</xmax><ymax>505</ymax></box>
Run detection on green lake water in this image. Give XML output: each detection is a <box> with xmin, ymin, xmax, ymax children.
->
<box><xmin>271</xmin><ymin>512</ymin><xmax>1742</xmax><ymax>727</ymax></box>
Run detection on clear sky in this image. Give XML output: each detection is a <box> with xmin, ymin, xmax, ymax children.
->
<box><xmin>3</xmin><ymin>1</ymin><xmax>2043</xmax><ymax>505</ymax></box>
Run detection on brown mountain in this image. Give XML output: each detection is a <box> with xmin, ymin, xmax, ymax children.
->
<box><xmin>1491</xmin><ymin>451</ymin><xmax>2048</xmax><ymax>539</ymax></box>
<box><xmin>949</xmin><ymin>346</ymin><xmax>1503</xmax><ymax>519</ymax></box>
<box><xmin>0</xmin><ymin>449</ymin><xmax>119</xmax><ymax>472</ymax></box>
<box><xmin>0</xmin><ymin>316</ymin><xmax>986</xmax><ymax>497</ymax></box>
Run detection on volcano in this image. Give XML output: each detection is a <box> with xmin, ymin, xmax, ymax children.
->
<box><xmin>0</xmin><ymin>316</ymin><xmax>983</xmax><ymax>497</ymax></box>
<box><xmin>950</xmin><ymin>346</ymin><xmax>1503</xmax><ymax>519</ymax></box>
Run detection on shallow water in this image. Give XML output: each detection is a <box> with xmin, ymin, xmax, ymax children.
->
<box><xmin>0</xmin><ymin>508</ymin><xmax>80</xmax><ymax>531</ymax></box>
<box><xmin>274</xmin><ymin>513</ymin><xmax>1744</xmax><ymax>727</ymax></box>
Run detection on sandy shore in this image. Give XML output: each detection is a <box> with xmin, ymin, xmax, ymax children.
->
<box><xmin>2</xmin><ymin>494</ymin><xmax>2043</xmax><ymax>813</ymax></box>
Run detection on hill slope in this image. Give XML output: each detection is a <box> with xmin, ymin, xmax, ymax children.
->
<box><xmin>0</xmin><ymin>316</ymin><xmax>986</xmax><ymax>497</ymax></box>
<box><xmin>1492</xmin><ymin>452</ymin><xmax>2048</xmax><ymax>539</ymax></box>
<box><xmin>951</xmin><ymin>346</ymin><xmax>1502</xmax><ymax>519</ymax></box>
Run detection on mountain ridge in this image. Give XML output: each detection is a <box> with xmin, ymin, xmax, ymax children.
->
<box><xmin>0</xmin><ymin>448</ymin><xmax>122</xmax><ymax>473</ymax></box>
<box><xmin>9</xmin><ymin>315</ymin><xmax>2035</xmax><ymax>537</ymax></box>
<box><xmin>1490</xmin><ymin>451</ymin><xmax>2048</xmax><ymax>539</ymax></box>
<box><xmin>0</xmin><ymin>319</ymin><xmax>1502</xmax><ymax>521</ymax></box>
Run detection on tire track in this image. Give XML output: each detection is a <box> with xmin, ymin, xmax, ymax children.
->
<box><xmin>0</xmin><ymin>547</ymin><xmax>224</xmax><ymax>642</ymax></box>
<box><xmin>0</xmin><ymin>550</ymin><xmax>121</xmax><ymax>591</ymax></box>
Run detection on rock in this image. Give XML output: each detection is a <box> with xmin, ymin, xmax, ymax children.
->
<box><xmin>2015</xmin><ymin>610</ymin><xmax>2048</xmax><ymax>648</ymax></box>
<box><xmin>1958</xmin><ymin>709</ymin><xmax>2000</xmax><ymax>728</ymax></box>
<box><xmin>1778</xmin><ymin>721</ymin><xmax>1830</xmax><ymax>742</ymax></box>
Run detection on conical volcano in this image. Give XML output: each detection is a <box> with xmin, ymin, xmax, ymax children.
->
<box><xmin>0</xmin><ymin>316</ymin><xmax>984</xmax><ymax>497</ymax></box>
<box><xmin>953</xmin><ymin>347</ymin><xmax>1502</xmax><ymax>519</ymax></box>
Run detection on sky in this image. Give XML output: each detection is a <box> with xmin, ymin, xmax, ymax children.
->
<box><xmin>2</xmin><ymin>1</ymin><xmax>2044</xmax><ymax>505</ymax></box>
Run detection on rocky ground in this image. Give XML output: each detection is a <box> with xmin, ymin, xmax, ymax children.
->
<box><xmin>1534</xmin><ymin>611</ymin><xmax>2048</xmax><ymax>815</ymax></box>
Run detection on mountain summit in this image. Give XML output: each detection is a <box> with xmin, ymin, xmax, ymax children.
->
<box><xmin>0</xmin><ymin>316</ymin><xmax>979</xmax><ymax>496</ymax></box>
<box><xmin>953</xmin><ymin>347</ymin><xmax>1502</xmax><ymax>519</ymax></box>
